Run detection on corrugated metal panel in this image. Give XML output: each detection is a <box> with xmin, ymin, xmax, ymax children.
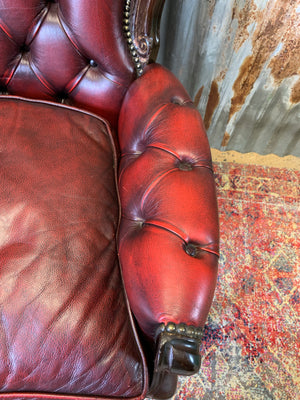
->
<box><xmin>158</xmin><ymin>0</ymin><xmax>300</xmax><ymax>157</ymax></box>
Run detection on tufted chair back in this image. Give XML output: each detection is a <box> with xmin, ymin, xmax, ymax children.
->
<box><xmin>0</xmin><ymin>0</ymin><xmax>135</xmax><ymax>128</ymax></box>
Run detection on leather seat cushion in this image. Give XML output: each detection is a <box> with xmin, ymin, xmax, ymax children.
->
<box><xmin>0</xmin><ymin>97</ymin><xmax>146</xmax><ymax>399</ymax></box>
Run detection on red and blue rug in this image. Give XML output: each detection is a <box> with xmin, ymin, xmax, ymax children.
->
<box><xmin>169</xmin><ymin>151</ymin><xmax>299</xmax><ymax>400</ymax></box>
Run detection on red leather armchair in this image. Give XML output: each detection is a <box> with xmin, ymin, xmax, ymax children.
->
<box><xmin>0</xmin><ymin>1</ymin><xmax>219</xmax><ymax>399</ymax></box>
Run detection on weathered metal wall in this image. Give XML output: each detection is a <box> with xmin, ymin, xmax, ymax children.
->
<box><xmin>157</xmin><ymin>0</ymin><xmax>300</xmax><ymax>157</ymax></box>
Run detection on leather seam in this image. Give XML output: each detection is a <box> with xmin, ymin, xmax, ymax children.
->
<box><xmin>0</xmin><ymin>17</ymin><xmax>14</xmax><ymax>40</ymax></box>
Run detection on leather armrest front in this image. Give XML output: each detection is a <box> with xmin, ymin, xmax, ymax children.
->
<box><xmin>118</xmin><ymin>63</ymin><xmax>219</xmax><ymax>339</ymax></box>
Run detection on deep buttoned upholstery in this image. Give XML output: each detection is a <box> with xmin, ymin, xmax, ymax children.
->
<box><xmin>0</xmin><ymin>1</ymin><xmax>219</xmax><ymax>399</ymax></box>
<box><xmin>0</xmin><ymin>0</ymin><xmax>134</xmax><ymax>128</ymax></box>
<box><xmin>118</xmin><ymin>64</ymin><xmax>219</xmax><ymax>337</ymax></box>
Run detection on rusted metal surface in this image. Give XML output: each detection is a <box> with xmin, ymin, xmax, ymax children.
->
<box><xmin>158</xmin><ymin>0</ymin><xmax>300</xmax><ymax>157</ymax></box>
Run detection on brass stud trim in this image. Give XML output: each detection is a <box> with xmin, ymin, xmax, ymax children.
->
<box><xmin>156</xmin><ymin>322</ymin><xmax>204</xmax><ymax>340</ymax></box>
<box><xmin>123</xmin><ymin>0</ymin><xmax>143</xmax><ymax>77</ymax></box>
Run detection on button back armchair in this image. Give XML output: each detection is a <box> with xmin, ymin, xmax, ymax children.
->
<box><xmin>0</xmin><ymin>1</ymin><xmax>219</xmax><ymax>399</ymax></box>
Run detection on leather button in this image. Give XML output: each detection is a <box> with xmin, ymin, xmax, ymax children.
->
<box><xmin>89</xmin><ymin>59</ymin><xmax>98</xmax><ymax>67</ymax></box>
<box><xmin>134</xmin><ymin>219</ymin><xmax>144</xmax><ymax>229</ymax></box>
<box><xmin>178</xmin><ymin>160</ymin><xmax>193</xmax><ymax>171</ymax></box>
<box><xmin>184</xmin><ymin>243</ymin><xmax>198</xmax><ymax>258</ymax></box>
<box><xmin>0</xmin><ymin>85</ymin><xmax>7</xmax><ymax>94</ymax></box>
<box><xmin>20</xmin><ymin>44</ymin><xmax>30</xmax><ymax>53</ymax></box>
<box><xmin>56</xmin><ymin>91</ymin><xmax>68</xmax><ymax>103</ymax></box>
<box><xmin>171</xmin><ymin>96</ymin><xmax>184</xmax><ymax>105</ymax></box>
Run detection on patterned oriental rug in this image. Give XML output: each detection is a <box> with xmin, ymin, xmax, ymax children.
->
<box><xmin>166</xmin><ymin>150</ymin><xmax>300</xmax><ymax>400</ymax></box>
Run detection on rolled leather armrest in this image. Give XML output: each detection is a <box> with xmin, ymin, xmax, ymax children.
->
<box><xmin>118</xmin><ymin>63</ymin><xmax>219</xmax><ymax>341</ymax></box>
